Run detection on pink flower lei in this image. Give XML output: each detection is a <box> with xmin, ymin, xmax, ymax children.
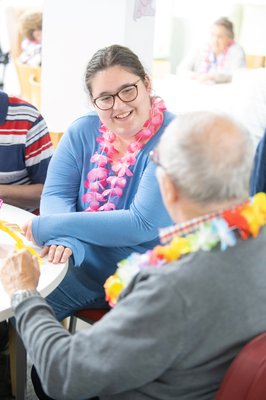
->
<box><xmin>82</xmin><ymin>97</ymin><xmax>166</xmax><ymax>212</ymax></box>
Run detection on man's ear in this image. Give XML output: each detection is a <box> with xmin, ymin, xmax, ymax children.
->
<box><xmin>157</xmin><ymin>168</ymin><xmax>179</xmax><ymax>206</ymax></box>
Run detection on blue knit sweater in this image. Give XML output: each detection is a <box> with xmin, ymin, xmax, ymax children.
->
<box><xmin>32</xmin><ymin>111</ymin><xmax>175</xmax><ymax>283</ymax></box>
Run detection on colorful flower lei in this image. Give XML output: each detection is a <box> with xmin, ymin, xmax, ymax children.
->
<box><xmin>104</xmin><ymin>192</ymin><xmax>266</xmax><ymax>307</ymax></box>
<box><xmin>82</xmin><ymin>97</ymin><xmax>166</xmax><ymax>212</ymax></box>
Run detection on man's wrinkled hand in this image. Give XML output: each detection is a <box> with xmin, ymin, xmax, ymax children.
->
<box><xmin>0</xmin><ymin>249</ymin><xmax>40</xmax><ymax>296</ymax></box>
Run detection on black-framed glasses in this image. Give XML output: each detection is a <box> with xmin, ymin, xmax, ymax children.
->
<box><xmin>93</xmin><ymin>78</ymin><xmax>142</xmax><ymax>110</ymax></box>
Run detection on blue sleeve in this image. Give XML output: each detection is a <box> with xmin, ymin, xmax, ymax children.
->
<box><xmin>40</xmin><ymin>128</ymin><xmax>82</xmax><ymax>213</ymax></box>
<box><xmin>250</xmin><ymin>130</ymin><xmax>266</xmax><ymax>195</ymax></box>
<box><xmin>33</xmin><ymin>160</ymin><xmax>172</xmax><ymax>248</ymax></box>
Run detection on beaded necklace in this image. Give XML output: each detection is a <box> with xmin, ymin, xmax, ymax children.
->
<box><xmin>82</xmin><ymin>97</ymin><xmax>166</xmax><ymax>212</ymax></box>
<box><xmin>104</xmin><ymin>192</ymin><xmax>266</xmax><ymax>307</ymax></box>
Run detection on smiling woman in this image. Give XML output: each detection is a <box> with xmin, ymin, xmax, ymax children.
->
<box><xmin>22</xmin><ymin>44</ymin><xmax>175</xmax><ymax>322</ymax></box>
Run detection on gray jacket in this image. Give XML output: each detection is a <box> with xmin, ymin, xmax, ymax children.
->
<box><xmin>16</xmin><ymin>228</ymin><xmax>266</xmax><ymax>399</ymax></box>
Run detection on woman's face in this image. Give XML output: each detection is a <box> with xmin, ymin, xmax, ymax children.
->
<box><xmin>90</xmin><ymin>66</ymin><xmax>151</xmax><ymax>139</ymax></box>
<box><xmin>210</xmin><ymin>25</ymin><xmax>232</xmax><ymax>55</ymax></box>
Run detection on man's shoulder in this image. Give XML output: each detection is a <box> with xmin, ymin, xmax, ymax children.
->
<box><xmin>8</xmin><ymin>96</ymin><xmax>38</xmax><ymax>110</ymax></box>
<box><xmin>131</xmin><ymin>228</ymin><xmax>266</xmax><ymax>291</ymax></box>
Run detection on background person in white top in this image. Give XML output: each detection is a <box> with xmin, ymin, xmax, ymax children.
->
<box><xmin>178</xmin><ymin>16</ymin><xmax>246</xmax><ymax>84</ymax></box>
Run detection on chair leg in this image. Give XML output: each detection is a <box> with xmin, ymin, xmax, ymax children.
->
<box><xmin>68</xmin><ymin>316</ymin><xmax>77</xmax><ymax>334</ymax></box>
<box><xmin>8</xmin><ymin>321</ymin><xmax>27</xmax><ymax>399</ymax></box>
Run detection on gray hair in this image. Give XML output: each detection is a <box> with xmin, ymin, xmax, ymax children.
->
<box><xmin>158</xmin><ymin>111</ymin><xmax>254</xmax><ymax>205</ymax></box>
<box><xmin>214</xmin><ymin>16</ymin><xmax>234</xmax><ymax>39</ymax></box>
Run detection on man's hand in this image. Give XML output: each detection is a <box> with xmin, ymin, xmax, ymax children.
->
<box><xmin>0</xmin><ymin>249</ymin><xmax>40</xmax><ymax>296</ymax></box>
<box><xmin>22</xmin><ymin>219</ymin><xmax>35</xmax><ymax>242</ymax></box>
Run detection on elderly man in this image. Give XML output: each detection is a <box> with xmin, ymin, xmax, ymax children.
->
<box><xmin>1</xmin><ymin>111</ymin><xmax>266</xmax><ymax>400</ymax></box>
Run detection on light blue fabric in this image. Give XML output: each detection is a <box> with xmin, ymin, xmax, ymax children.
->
<box><xmin>250</xmin><ymin>129</ymin><xmax>266</xmax><ymax>195</ymax></box>
<box><xmin>32</xmin><ymin>111</ymin><xmax>175</xmax><ymax>319</ymax></box>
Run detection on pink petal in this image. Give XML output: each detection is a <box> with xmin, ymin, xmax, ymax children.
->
<box><xmin>87</xmin><ymin>168</ymin><xmax>108</xmax><ymax>181</ymax></box>
<box><xmin>128</xmin><ymin>142</ymin><xmax>143</xmax><ymax>153</ymax></box>
<box><xmin>99</xmin><ymin>202</ymin><xmax>116</xmax><ymax>211</ymax></box>
<box><xmin>116</xmin><ymin>177</ymin><xmax>127</xmax><ymax>188</ymax></box>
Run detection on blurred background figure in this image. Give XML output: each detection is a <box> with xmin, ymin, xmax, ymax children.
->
<box><xmin>177</xmin><ymin>16</ymin><xmax>246</xmax><ymax>84</ymax></box>
<box><xmin>18</xmin><ymin>9</ymin><xmax>42</xmax><ymax>66</ymax></box>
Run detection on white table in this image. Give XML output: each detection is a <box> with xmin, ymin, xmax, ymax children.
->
<box><xmin>0</xmin><ymin>203</ymin><xmax>68</xmax><ymax>399</ymax></box>
<box><xmin>153</xmin><ymin>74</ymin><xmax>233</xmax><ymax>116</ymax></box>
<box><xmin>153</xmin><ymin>73</ymin><xmax>264</xmax><ymax>145</ymax></box>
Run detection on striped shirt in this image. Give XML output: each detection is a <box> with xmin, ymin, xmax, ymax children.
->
<box><xmin>0</xmin><ymin>91</ymin><xmax>53</xmax><ymax>185</ymax></box>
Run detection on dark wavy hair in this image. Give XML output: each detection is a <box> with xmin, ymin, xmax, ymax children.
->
<box><xmin>85</xmin><ymin>44</ymin><xmax>147</xmax><ymax>97</ymax></box>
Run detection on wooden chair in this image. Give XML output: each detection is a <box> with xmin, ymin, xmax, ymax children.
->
<box><xmin>69</xmin><ymin>308</ymin><xmax>110</xmax><ymax>334</ymax></box>
<box><xmin>14</xmin><ymin>58</ymin><xmax>41</xmax><ymax>104</ymax></box>
<box><xmin>246</xmin><ymin>55</ymin><xmax>265</xmax><ymax>69</ymax></box>
<box><xmin>216</xmin><ymin>332</ymin><xmax>266</xmax><ymax>399</ymax></box>
<box><xmin>49</xmin><ymin>132</ymin><xmax>64</xmax><ymax>149</ymax></box>
<box><xmin>29</xmin><ymin>73</ymin><xmax>41</xmax><ymax>109</ymax></box>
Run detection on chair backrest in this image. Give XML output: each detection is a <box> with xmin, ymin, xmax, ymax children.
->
<box><xmin>29</xmin><ymin>73</ymin><xmax>41</xmax><ymax>109</ymax></box>
<box><xmin>49</xmin><ymin>132</ymin><xmax>64</xmax><ymax>149</ymax></box>
<box><xmin>15</xmin><ymin>58</ymin><xmax>41</xmax><ymax>104</ymax></box>
<box><xmin>246</xmin><ymin>54</ymin><xmax>265</xmax><ymax>69</ymax></box>
<box><xmin>216</xmin><ymin>332</ymin><xmax>266</xmax><ymax>400</ymax></box>
<box><xmin>68</xmin><ymin>308</ymin><xmax>110</xmax><ymax>334</ymax></box>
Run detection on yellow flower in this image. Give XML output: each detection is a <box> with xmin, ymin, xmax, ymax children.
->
<box><xmin>241</xmin><ymin>203</ymin><xmax>265</xmax><ymax>237</ymax></box>
<box><xmin>253</xmin><ymin>192</ymin><xmax>266</xmax><ymax>216</ymax></box>
<box><xmin>171</xmin><ymin>236</ymin><xmax>191</xmax><ymax>255</ymax></box>
<box><xmin>154</xmin><ymin>237</ymin><xmax>190</xmax><ymax>262</ymax></box>
<box><xmin>104</xmin><ymin>274</ymin><xmax>124</xmax><ymax>306</ymax></box>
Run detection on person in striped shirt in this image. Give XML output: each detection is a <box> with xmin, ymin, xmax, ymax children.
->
<box><xmin>0</xmin><ymin>90</ymin><xmax>53</xmax><ymax>212</ymax></box>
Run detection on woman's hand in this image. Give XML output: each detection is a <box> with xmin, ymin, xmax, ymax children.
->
<box><xmin>22</xmin><ymin>220</ymin><xmax>72</xmax><ymax>263</ymax></box>
<box><xmin>41</xmin><ymin>245</ymin><xmax>72</xmax><ymax>264</ymax></box>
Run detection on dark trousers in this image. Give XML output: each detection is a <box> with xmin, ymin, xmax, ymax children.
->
<box><xmin>0</xmin><ymin>321</ymin><xmax>12</xmax><ymax>397</ymax></box>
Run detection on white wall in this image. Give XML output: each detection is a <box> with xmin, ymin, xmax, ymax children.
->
<box><xmin>41</xmin><ymin>0</ymin><xmax>155</xmax><ymax>132</ymax></box>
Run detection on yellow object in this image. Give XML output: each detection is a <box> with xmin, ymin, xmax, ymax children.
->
<box><xmin>104</xmin><ymin>274</ymin><xmax>124</xmax><ymax>306</ymax></box>
<box><xmin>0</xmin><ymin>220</ymin><xmax>42</xmax><ymax>263</ymax></box>
<box><xmin>14</xmin><ymin>58</ymin><xmax>41</xmax><ymax>108</ymax></box>
<box><xmin>49</xmin><ymin>132</ymin><xmax>64</xmax><ymax>148</ymax></box>
<box><xmin>245</xmin><ymin>54</ymin><xmax>265</xmax><ymax>69</ymax></box>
